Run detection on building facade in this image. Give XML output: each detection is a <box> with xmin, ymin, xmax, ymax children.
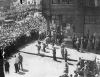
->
<box><xmin>42</xmin><ymin>0</ymin><xmax>100</xmax><ymax>38</ymax></box>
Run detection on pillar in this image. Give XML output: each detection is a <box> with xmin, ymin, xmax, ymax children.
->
<box><xmin>59</xmin><ymin>15</ymin><xmax>62</xmax><ymax>32</ymax></box>
<box><xmin>46</xmin><ymin>17</ymin><xmax>50</xmax><ymax>36</ymax></box>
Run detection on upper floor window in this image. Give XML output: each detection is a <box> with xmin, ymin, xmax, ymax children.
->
<box><xmin>78</xmin><ymin>0</ymin><xmax>95</xmax><ymax>7</ymax></box>
<box><xmin>85</xmin><ymin>15</ymin><xmax>100</xmax><ymax>24</ymax></box>
<box><xmin>52</xmin><ymin>0</ymin><xmax>73</xmax><ymax>4</ymax></box>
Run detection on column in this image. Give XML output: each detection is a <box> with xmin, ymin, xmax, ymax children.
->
<box><xmin>59</xmin><ymin>15</ymin><xmax>62</xmax><ymax>32</ymax></box>
<box><xmin>46</xmin><ymin>17</ymin><xmax>50</xmax><ymax>36</ymax></box>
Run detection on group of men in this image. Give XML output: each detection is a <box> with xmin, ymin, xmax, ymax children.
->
<box><xmin>14</xmin><ymin>53</ymin><xmax>23</xmax><ymax>73</ymax></box>
<box><xmin>72</xmin><ymin>30</ymin><xmax>100</xmax><ymax>53</ymax></box>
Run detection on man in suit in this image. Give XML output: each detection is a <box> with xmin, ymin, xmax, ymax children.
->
<box><xmin>14</xmin><ymin>55</ymin><xmax>19</xmax><ymax>73</ymax></box>
<box><xmin>18</xmin><ymin>53</ymin><xmax>23</xmax><ymax>70</ymax></box>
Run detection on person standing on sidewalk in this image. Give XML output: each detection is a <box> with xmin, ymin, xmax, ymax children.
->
<box><xmin>4</xmin><ymin>59</ymin><xmax>10</xmax><ymax>74</ymax></box>
<box><xmin>14</xmin><ymin>55</ymin><xmax>19</xmax><ymax>73</ymax></box>
<box><xmin>61</xmin><ymin>47</ymin><xmax>64</xmax><ymax>59</ymax></box>
<box><xmin>18</xmin><ymin>53</ymin><xmax>23</xmax><ymax>70</ymax></box>
<box><xmin>75</xmin><ymin>38</ymin><xmax>80</xmax><ymax>52</ymax></box>
<box><xmin>65</xmin><ymin>49</ymin><xmax>68</xmax><ymax>62</ymax></box>
<box><xmin>80</xmin><ymin>37</ymin><xmax>84</xmax><ymax>53</ymax></box>
<box><xmin>36</xmin><ymin>40</ymin><xmax>41</xmax><ymax>54</ymax></box>
<box><xmin>43</xmin><ymin>42</ymin><xmax>46</xmax><ymax>52</ymax></box>
<box><xmin>53</xmin><ymin>47</ymin><xmax>57</xmax><ymax>61</ymax></box>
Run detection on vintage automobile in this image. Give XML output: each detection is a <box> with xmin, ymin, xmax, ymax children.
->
<box><xmin>74</xmin><ymin>57</ymin><xmax>97</xmax><ymax>77</ymax></box>
<box><xmin>95</xmin><ymin>55</ymin><xmax>100</xmax><ymax>76</ymax></box>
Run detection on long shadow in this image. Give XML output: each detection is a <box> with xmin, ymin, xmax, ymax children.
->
<box><xmin>56</xmin><ymin>60</ymin><xmax>62</xmax><ymax>63</ymax></box>
<box><xmin>40</xmin><ymin>53</ymin><xmax>45</xmax><ymax>57</ymax></box>
<box><xmin>21</xmin><ymin>50</ymin><xmax>78</xmax><ymax>62</ymax></box>
<box><xmin>67</xmin><ymin>62</ymin><xmax>74</xmax><ymax>66</ymax></box>
<box><xmin>67</xmin><ymin>58</ymin><xmax>77</xmax><ymax>62</ymax></box>
<box><xmin>20</xmin><ymin>51</ymin><xmax>64</xmax><ymax>60</ymax></box>
<box><xmin>45</xmin><ymin>51</ymin><xmax>50</xmax><ymax>53</ymax></box>
<box><xmin>18</xmin><ymin>71</ymin><xmax>25</xmax><ymax>75</ymax></box>
<box><xmin>22</xmin><ymin>69</ymin><xmax>29</xmax><ymax>72</ymax></box>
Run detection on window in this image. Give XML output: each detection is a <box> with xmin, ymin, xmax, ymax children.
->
<box><xmin>89</xmin><ymin>16</ymin><xmax>96</xmax><ymax>24</ymax></box>
<box><xmin>78</xmin><ymin>0</ymin><xmax>95</xmax><ymax>7</ymax></box>
<box><xmin>52</xmin><ymin>0</ymin><xmax>59</xmax><ymax>4</ymax></box>
<box><xmin>85</xmin><ymin>16</ymin><xmax>100</xmax><ymax>24</ymax></box>
<box><xmin>96</xmin><ymin>16</ymin><xmax>100</xmax><ymax>24</ymax></box>
<box><xmin>85</xmin><ymin>16</ymin><xmax>89</xmax><ymax>24</ymax></box>
<box><xmin>66</xmin><ymin>15</ymin><xmax>72</xmax><ymax>23</ymax></box>
<box><xmin>61</xmin><ymin>0</ymin><xmax>68</xmax><ymax>4</ymax></box>
<box><xmin>52</xmin><ymin>0</ymin><xmax>73</xmax><ymax>4</ymax></box>
<box><xmin>62</xmin><ymin>15</ymin><xmax>67</xmax><ymax>23</ymax></box>
<box><xmin>52</xmin><ymin>15</ymin><xmax>59</xmax><ymax>20</ymax></box>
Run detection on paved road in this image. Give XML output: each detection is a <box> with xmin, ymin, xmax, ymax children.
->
<box><xmin>5</xmin><ymin>41</ymin><xmax>97</xmax><ymax>77</ymax></box>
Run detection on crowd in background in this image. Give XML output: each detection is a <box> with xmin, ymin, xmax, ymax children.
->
<box><xmin>72</xmin><ymin>29</ymin><xmax>100</xmax><ymax>54</ymax></box>
<box><xmin>0</xmin><ymin>11</ymin><xmax>46</xmax><ymax>59</ymax></box>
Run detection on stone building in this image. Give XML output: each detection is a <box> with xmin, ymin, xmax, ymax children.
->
<box><xmin>42</xmin><ymin>0</ymin><xmax>100</xmax><ymax>38</ymax></box>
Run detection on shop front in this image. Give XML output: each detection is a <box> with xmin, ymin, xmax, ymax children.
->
<box><xmin>51</xmin><ymin>14</ymin><xmax>74</xmax><ymax>39</ymax></box>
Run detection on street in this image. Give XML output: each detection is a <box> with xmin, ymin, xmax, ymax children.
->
<box><xmin>5</xmin><ymin>41</ymin><xmax>97</xmax><ymax>77</ymax></box>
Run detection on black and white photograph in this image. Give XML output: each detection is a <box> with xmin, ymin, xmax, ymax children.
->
<box><xmin>0</xmin><ymin>0</ymin><xmax>100</xmax><ymax>77</ymax></box>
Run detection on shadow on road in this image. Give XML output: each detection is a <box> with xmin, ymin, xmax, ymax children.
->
<box><xmin>18</xmin><ymin>71</ymin><xmax>25</xmax><ymax>75</ymax></box>
<box><xmin>68</xmin><ymin>62</ymin><xmax>74</xmax><ymax>66</ymax></box>
<box><xmin>45</xmin><ymin>51</ymin><xmax>50</xmax><ymax>53</ymax></box>
<box><xmin>20</xmin><ymin>51</ymin><xmax>64</xmax><ymax>60</ymax></box>
<box><xmin>67</xmin><ymin>58</ymin><xmax>77</xmax><ymax>62</ymax></box>
<box><xmin>56</xmin><ymin>60</ymin><xmax>62</xmax><ymax>63</ymax></box>
<box><xmin>22</xmin><ymin>69</ymin><xmax>29</xmax><ymax>72</ymax></box>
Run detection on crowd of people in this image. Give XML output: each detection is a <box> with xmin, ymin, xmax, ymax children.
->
<box><xmin>0</xmin><ymin>11</ymin><xmax>46</xmax><ymax>59</ymax></box>
<box><xmin>72</xmin><ymin>29</ymin><xmax>100</xmax><ymax>54</ymax></box>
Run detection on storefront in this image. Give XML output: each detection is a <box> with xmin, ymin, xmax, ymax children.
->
<box><xmin>51</xmin><ymin>14</ymin><xmax>74</xmax><ymax>38</ymax></box>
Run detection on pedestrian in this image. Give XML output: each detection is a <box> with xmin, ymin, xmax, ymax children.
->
<box><xmin>14</xmin><ymin>55</ymin><xmax>19</xmax><ymax>73</ymax></box>
<box><xmin>70</xmin><ymin>74</ymin><xmax>73</xmax><ymax>77</ymax></box>
<box><xmin>65</xmin><ymin>49</ymin><xmax>68</xmax><ymax>62</ymax></box>
<box><xmin>72</xmin><ymin>35</ymin><xmax>75</xmax><ymax>48</ymax></box>
<box><xmin>87</xmin><ymin>39</ymin><xmax>92</xmax><ymax>52</ymax></box>
<box><xmin>36</xmin><ymin>41</ymin><xmax>41</xmax><ymax>54</ymax></box>
<box><xmin>43</xmin><ymin>42</ymin><xmax>46</xmax><ymax>52</ymax></box>
<box><xmin>18</xmin><ymin>53</ymin><xmax>23</xmax><ymax>70</ymax></box>
<box><xmin>53</xmin><ymin>47</ymin><xmax>56</xmax><ymax>61</ymax></box>
<box><xmin>61</xmin><ymin>42</ymin><xmax>65</xmax><ymax>49</ymax></box>
<box><xmin>45</xmin><ymin>36</ymin><xmax>50</xmax><ymax>47</ymax></box>
<box><xmin>51</xmin><ymin>36</ymin><xmax>55</xmax><ymax>46</ymax></box>
<box><xmin>4</xmin><ymin>59</ymin><xmax>10</xmax><ymax>74</ymax></box>
<box><xmin>92</xmin><ymin>35</ymin><xmax>95</xmax><ymax>50</ymax></box>
<box><xmin>61</xmin><ymin>47</ymin><xmax>64</xmax><ymax>58</ymax></box>
<box><xmin>80</xmin><ymin>37</ymin><xmax>84</xmax><ymax>53</ymax></box>
<box><xmin>83</xmin><ymin>61</ymin><xmax>89</xmax><ymax>77</ymax></box>
<box><xmin>64</xmin><ymin>62</ymin><xmax>69</xmax><ymax>74</ymax></box>
<box><xmin>75</xmin><ymin>38</ymin><xmax>80</xmax><ymax>51</ymax></box>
